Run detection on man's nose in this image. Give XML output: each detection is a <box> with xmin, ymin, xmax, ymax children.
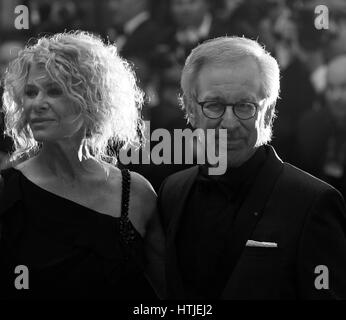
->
<box><xmin>220</xmin><ymin>106</ymin><xmax>240</xmax><ymax>129</ymax></box>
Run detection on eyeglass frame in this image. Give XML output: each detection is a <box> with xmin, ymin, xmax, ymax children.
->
<box><xmin>196</xmin><ymin>100</ymin><xmax>259</xmax><ymax>120</ymax></box>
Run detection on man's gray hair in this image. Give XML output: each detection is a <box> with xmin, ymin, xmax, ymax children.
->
<box><xmin>180</xmin><ymin>36</ymin><xmax>280</xmax><ymax>145</ymax></box>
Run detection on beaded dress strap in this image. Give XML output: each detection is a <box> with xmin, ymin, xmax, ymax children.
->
<box><xmin>119</xmin><ymin>169</ymin><xmax>135</xmax><ymax>244</ymax></box>
<box><xmin>121</xmin><ymin>169</ymin><xmax>130</xmax><ymax>218</ymax></box>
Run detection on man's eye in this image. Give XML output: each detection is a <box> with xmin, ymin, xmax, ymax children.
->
<box><xmin>205</xmin><ymin>102</ymin><xmax>223</xmax><ymax>110</ymax></box>
<box><xmin>237</xmin><ymin>102</ymin><xmax>255</xmax><ymax>110</ymax></box>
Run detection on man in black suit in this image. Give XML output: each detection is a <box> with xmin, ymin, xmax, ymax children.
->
<box><xmin>106</xmin><ymin>0</ymin><xmax>161</xmax><ymax>64</ymax></box>
<box><xmin>106</xmin><ymin>0</ymin><xmax>163</xmax><ymax>115</ymax></box>
<box><xmin>158</xmin><ymin>36</ymin><xmax>346</xmax><ymax>299</ymax></box>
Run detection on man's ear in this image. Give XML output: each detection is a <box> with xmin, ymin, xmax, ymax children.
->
<box><xmin>264</xmin><ymin>102</ymin><xmax>276</xmax><ymax>128</ymax></box>
<box><xmin>183</xmin><ymin>95</ymin><xmax>196</xmax><ymax>127</ymax></box>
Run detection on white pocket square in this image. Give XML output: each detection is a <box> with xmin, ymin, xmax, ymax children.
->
<box><xmin>246</xmin><ymin>240</ymin><xmax>278</xmax><ymax>248</ymax></box>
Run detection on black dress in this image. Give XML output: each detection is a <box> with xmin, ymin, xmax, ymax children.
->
<box><xmin>0</xmin><ymin>167</ymin><xmax>156</xmax><ymax>299</ymax></box>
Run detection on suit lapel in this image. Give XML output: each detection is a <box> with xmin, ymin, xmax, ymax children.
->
<box><xmin>166</xmin><ymin>166</ymin><xmax>199</xmax><ymax>298</ymax></box>
<box><xmin>221</xmin><ymin>145</ymin><xmax>284</xmax><ymax>298</ymax></box>
<box><xmin>167</xmin><ymin>168</ymin><xmax>199</xmax><ymax>239</ymax></box>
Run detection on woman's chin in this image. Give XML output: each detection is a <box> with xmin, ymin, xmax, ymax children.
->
<box><xmin>32</xmin><ymin>132</ymin><xmax>54</xmax><ymax>142</ymax></box>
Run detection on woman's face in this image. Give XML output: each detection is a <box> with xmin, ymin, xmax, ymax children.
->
<box><xmin>23</xmin><ymin>64</ymin><xmax>85</xmax><ymax>143</ymax></box>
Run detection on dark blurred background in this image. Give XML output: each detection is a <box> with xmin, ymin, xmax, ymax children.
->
<box><xmin>1</xmin><ymin>0</ymin><xmax>346</xmax><ymax>199</ymax></box>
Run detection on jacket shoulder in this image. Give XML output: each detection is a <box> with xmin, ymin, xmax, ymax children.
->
<box><xmin>158</xmin><ymin>166</ymin><xmax>198</xmax><ymax>228</ymax></box>
<box><xmin>281</xmin><ymin>162</ymin><xmax>340</xmax><ymax>197</ymax></box>
<box><xmin>161</xmin><ymin>166</ymin><xmax>199</xmax><ymax>190</ymax></box>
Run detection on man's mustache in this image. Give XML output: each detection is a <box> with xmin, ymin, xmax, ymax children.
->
<box><xmin>214</xmin><ymin>131</ymin><xmax>244</xmax><ymax>141</ymax></box>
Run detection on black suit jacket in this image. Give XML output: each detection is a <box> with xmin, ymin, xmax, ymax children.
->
<box><xmin>158</xmin><ymin>146</ymin><xmax>346</xmax><ymax>299</ymax></box>
<box><xmin>120</xmin><ymin>19</ymin><xmax>163</xmax><ymax>64</ymax></box>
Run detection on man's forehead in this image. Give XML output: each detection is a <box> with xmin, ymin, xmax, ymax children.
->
<box><xmin>195</xmin><ymin>58</ymin><xmax>263</xmax><ymax>99</ymax></box>
<box><xmin>199</xmin><ymin>86</ymin><xmax>258</xmax><ymax>99</ymax></box>
<box><xmin>199</xmin><ymin>57</ymin><xmax>261</xmax><ymax>78</ymax></box>
<box><xmin>172</xmin><ymin>0</ymin><xmax>206</xmax><ymax>5</ymax></box>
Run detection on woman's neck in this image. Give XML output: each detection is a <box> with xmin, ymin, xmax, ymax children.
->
<box><xmin>36</xmin><ymin>140</ymin><xmax>98</xmax><ymax>181</ymax></box>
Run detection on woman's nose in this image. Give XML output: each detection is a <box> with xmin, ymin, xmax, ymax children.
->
<box><xmin>31</xmin><ymin>92</ymin><xmax>49</xmax><ymax>111</ymax></box>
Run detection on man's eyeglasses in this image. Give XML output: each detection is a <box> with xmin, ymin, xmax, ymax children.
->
<box><xmin>196</xmin><ymin>101</ymin><xmax>258</xmax><ymax>120</ymax></box>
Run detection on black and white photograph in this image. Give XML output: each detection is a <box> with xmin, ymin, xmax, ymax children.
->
<box><xmin>0</xmin><ymin>0</ymin><xmax>346</xmax><ymax>307</ymax></box>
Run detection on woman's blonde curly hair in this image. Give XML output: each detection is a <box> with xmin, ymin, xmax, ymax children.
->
<box><xmin>2</xmin><ymin>30</ymin><xmax>144</xmax><ymax>164</ymax></box>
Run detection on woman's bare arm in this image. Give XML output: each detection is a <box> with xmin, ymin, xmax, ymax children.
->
<box><xmin>130</xmin><ymin>172</ymin><xmax>167</xmax><ymax>299</ymax></box>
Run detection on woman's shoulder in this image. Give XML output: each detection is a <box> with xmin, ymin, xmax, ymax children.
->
<box><xmin>125</xmin><ymin>170</ymin><xmax>157</xmax><ymax>231</ymax></box>
<box><xmin>102</xmin><ymin>165</ymin><xmax>157</xmax><ymax>235</ymax></box>
<box><xmin>100</xmin><ymin>163</ymin><xmax>157</xmax><ymax>205</ymax></box>
<box><xmin>105</xmin><ymin>163</ymin><xmax>156</xmax><ymax>201</ymax></box>
<box><xmin>128</xmin><ymin>171</ymin><xmax>157</xmax><ymax>207</ymax></box>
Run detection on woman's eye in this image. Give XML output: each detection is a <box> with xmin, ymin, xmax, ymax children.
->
<box><xmin>24</xmin><ymin>89</ymin><xmax>37</xmax><ymax>97</ymax></box>
<box><xmin>47</xmin><ymin>87</ymin><xmax>63</xmax><ymax>96</ymax></box>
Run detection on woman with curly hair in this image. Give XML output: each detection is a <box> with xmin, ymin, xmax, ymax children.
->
<box><xmin>0</xmin><ymin>31</ymin><xmax>165</xmax><ymax>299</ymax></box>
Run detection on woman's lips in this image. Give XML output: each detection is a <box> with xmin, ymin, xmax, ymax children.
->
<box><xmin>30</xmin><ymin>119</ymin><xmax>55</xmax><ymax>126</ymax></box>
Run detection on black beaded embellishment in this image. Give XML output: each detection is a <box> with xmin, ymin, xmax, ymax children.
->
<box><xmin>119</xmin><ymin>169</ymin><xmax>136</xmax><ymax>245</ymax></box>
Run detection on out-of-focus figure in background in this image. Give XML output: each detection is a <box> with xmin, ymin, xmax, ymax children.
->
<box><xmin>106</xmin><ymin>0</ymin><xmax>163</xmax><ymax>118</ymax></box>
<box><xmin>106</xmin><ymin>0</ymin><xmax>160</xmax><ymax>60</ymax></box>
<box><xmin>32</xmin><ymin>0</ymin><xmax>86</xmax><ymax>35</ymax></box>
<box><xmin>156</xmin><ymin>0</ymin><xmax>229</xmax><ymax>96</ymax></box>
<box><xmin>254</xmin><ymin>0</ymin><xmax>316</xmax><ymax>165</ymax></box>
<box><xmin>297</xmin><ymin>55</ymin><xmax>346</xmax><ymax>200</ymax></box>
<box><xmin>0</xmin><ymin>38</ymin><xmax>24</xmax><ymax>170</ymax></box>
